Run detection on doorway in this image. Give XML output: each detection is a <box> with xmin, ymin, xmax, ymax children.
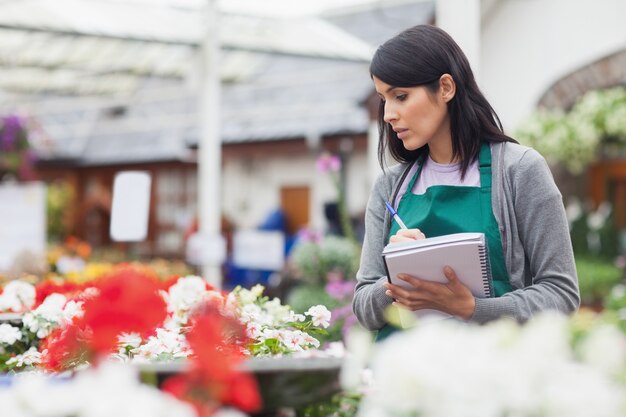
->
<box><xmin>280</xmin><ymin>186</ymin><xmax>310</xmax><ymax>235</ymax></box>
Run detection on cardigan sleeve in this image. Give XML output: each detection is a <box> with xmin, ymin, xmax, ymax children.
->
<box><xmin>352</xmin><ymin>171</ymin><xmax>395</xmax><ymax>330</ymax></box>
<box><xmin>471</xmin><ymin>148</ymin><xmax>580</xmax><ymax>323</ymax></box>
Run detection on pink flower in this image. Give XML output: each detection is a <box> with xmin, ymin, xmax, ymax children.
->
<box><xmin>316</xmin><ymin>153</ymin><xmax>341</xmax><ymax>173</ymax></box>
<box><xmin>297</xmin><ymin>227</ymin><xmax>322</xmax><ymax>243</ymax></box>
<box><xmin>325</xmin><ymin>280</ymin><xmax>355</xmax><ymax>301</ymax></box>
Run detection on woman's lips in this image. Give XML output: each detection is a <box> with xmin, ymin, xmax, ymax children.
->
<box><xmin>395</xmin><ymin>129</ymin><xmax>408</xmax><ymax>139</ymax></box>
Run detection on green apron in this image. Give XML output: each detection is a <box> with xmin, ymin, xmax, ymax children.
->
<box><xmin>377</xmin><ymin>143</ymin><xmax>512</xmax><ymax>341</ymax></box>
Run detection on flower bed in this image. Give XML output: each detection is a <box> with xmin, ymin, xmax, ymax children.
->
<box><xmin>0</xmin><ymin>272</ymin><xmax>333</xmax><ymax>371</ymax></box>
<box><xmin>0</xmin><ymin>267</ymin><xmax>337</xmax><ymax>416</ymax></box>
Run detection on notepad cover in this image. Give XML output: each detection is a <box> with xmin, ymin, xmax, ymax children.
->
<box><xmin>382</xmin><ymin>233</ymin><xmax>493</xmax><ymax>320</ymax></box>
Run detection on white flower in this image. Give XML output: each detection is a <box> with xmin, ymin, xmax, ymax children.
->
<box><xmin>22</xmin><ymin>293</ymin><xmax>68</xmax><ymax>338</ymax></box>
<box><xmin>0</xmin><ymin>388</ymin><xmax>29</xmax><ymax>417</ymax></box>
<box><xmin>224</xmin><ymin>292</ymin><xmax>239</xmax><ymax>315</ymax></box>
<box><xmin>0</xmin><ymin>323</ymin><xmax>22</xmax><ymax>345</ymax></box>
<box><xmin>565</xmin><ymin>198</ymin><xmax>582</xmax><ymax>220</ymax></box>
<box><xmin>301</xmin><ymin>333</ymin><xmax>320</xmax><ymax>349</ymax></box>
<box><xmin>213</xmin><ymin>407</ymin><xmax>250</xmax><ymax>417</ymax></box>
<box><xmin>540</xmin><ymin>362</ymin><xmax>624</xmax><ymax>417</ymax></box>
<box><xmin>610</xmin><ymin>284</ymin><xmax>626</xmax><ymax>299</ymax></box>
<box><xmin>6</xmin><ymin>346</ymin><xmax>42</xmax><ymax>367</ymax></box>
<box><xmin>117</xmin><ymin>332</ymin><xmax>143</xmax><ymax>355</ymax></box>
<box><xmin>259</xmin><ymin>328</ymin><xmax>280</xmax><ymax>342</ymax></box>
<box><xmin>341</xmin><ymin>327</ymin><xmax>371</xmax><ymax>391</ymax></box>
<box><xmin>287</xmin><ymin>311</ymin><xmax>306</xmax><ymax>322</ymax></box>
<box><xmin>37</xmin><ymin>293</ymin><xmax>67</xmax><ymax>320</ymax></box>
<box><xmin>281</xmin><ymin>330</ymin><xmax>306</xmax><ymax>352</ymax></box>
<box><xmin>263</xmin><ymin>297</ymin><xmax>290</xmax><ymax>320</ymax></box>
<box><xmin>305</xmin><ymin>305</ymin><xmax>331</xmax><ymax>328</ymax></box>
<box><xmin>0</xmin><ymin>281</ymin><xmax>36</xmax><ymax>312</ymax></box>
<box><xmin>7</xmin><ymin>361</ymin><xmax>196</xmax><ymax>417</ymax></box>
<box><xmin>245</xmin><ymin>322</ymin><xmax>263</xmax><ymax>339</ymax></box>
<box><xmin>237</xmin><ymin>288</ymin><xmax>258</xmax><ymax>305</ymax></box>
<box><xmin>132</xmin><ymin>328</ymin><xmax>190</xmax><ymax>361</ymax></box>
<box><xmin>358</xmin><ymin>313</ymin><xmax>626</xmax><ymax>417</ymax></box>
<box><xmin>578</xmin><ymin>324</ymin><xmax>626</xmax><ymax>375</ymax></box>
<box><xmin>63</xmin><ymin>300</ymin><xmax>84</xmax><ymax>322</ymax></box>
<box><xmin>240</xmin><ymin>303</ymin><xmax>263</xmax><ymax>324</ymax></box>
<box><xmin>167</xmin><ymin>275</ymin><xmax>209</xmax><ymax>313</ymax></box>
<box><xmin>250</xmin><ymin>284</ymin><xmax>264</xmax><ymax>298</ymax></box>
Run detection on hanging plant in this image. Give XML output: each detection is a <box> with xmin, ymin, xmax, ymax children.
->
<box><xmin>516</xmin><ymin>87</ymin><xmax>626</xmax><ymax>174</ymax></box>
<box><xmin>0</xmin><ymin>114</ymin><xmax>37</xmax><ymax>181</ymax></box>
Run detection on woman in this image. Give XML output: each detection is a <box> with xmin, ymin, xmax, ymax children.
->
<box><xmin>352</xmin><ymin>25</ymin><xmax>579</xmax><ymax>338</ymax></box>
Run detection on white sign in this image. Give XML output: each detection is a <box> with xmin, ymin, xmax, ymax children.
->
<box><xmin>110</xmin><ymin>171</ymin><xmax>151</xmax><ymax>242</ymax></box>
<box><xmin>186</xmin><ymin>232</ymin><xmax>226</xmax><ymax>266</ymax></box>
<box><xmin>0</xmin><ymin>182</ymin><xmax>46</xmax><ymax>271</ymax></box>
<box><xmin>233</xmin><ymin>230</ymin><xmax>285</xmax><ymax>271</ymax></box>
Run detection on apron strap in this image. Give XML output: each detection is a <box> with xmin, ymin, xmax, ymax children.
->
<box><xmin>404</xmin><ymin>153</ymin><xmax>427</xmax><ymax>196</ymax></box>
<box><xmin>478</xmin><ymin>143</ymin><xmax>491</xmax><ymax>190</ymax></box>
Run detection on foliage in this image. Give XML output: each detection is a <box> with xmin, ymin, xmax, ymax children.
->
<box><xmin>566</xmin><ymin>198</ymin><xmax>623</xmax><ymax>306</ymax></box>
<box><xmin>46</xmin><ymin>180</ymin><xmax>74</xmax><ymax>241</ymax></box>
<box><xmin>567</xmin><ymin>198</ymin><xmax>620</xmax><ymax>257</ymax></box>
<box><xmin>288</xmin><ymin>231</ymin><xmax>359</xmax><ymax>344</ymax></box>
<box><xmin>297</xmin><ymin>392</ymin><xmax>362</xmax><ymax>417</ymax></box>
<box><xmin>602</xmin><ymin>284</ymin><xmax>626</xmax><ymax>334</ymax></box>
<box><xmin>316</xmin><ymin>153</ymin><xmax>356</xmax><ymax>244</ymax></box>
<box><xmin>290</xmin><ymin>235</ymin><xmax>359</xmax><ymax>286</ymax></box>
<box><xmin>516</xmin><ymin>87</ymin><xmax>626</xmax><ymax>174</ymax></box>
<box><xmin>576</xmin><ymin>256</ymin><xmax>624</xmax><ymax>306</ymax></box>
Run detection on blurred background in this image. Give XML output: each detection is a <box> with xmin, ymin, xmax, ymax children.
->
<box><xmin>1</xmin><ymin>0</ymin><xmax>626</xmax><ymax>316</ymax></box>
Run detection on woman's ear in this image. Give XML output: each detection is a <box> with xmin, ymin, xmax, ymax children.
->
<box><xmin>439</xmin><ymin>74</ymin><xmax>456</xmax><ymax>103</ymax></box>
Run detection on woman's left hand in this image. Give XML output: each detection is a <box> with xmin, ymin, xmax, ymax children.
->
<box><xmin>384</xmin><ymin>266</ymin><xmax>476</xmax><ymax>320</ymax></box>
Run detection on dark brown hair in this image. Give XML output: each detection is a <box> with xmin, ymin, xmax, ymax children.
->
<box><xmin>370</xmin><ymin>24</ymin><xmax>517</xmax><ymax>175</ymax></box>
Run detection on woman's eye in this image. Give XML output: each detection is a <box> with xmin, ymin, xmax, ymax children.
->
<box><xmin>396</xmin><ymin>94</ymin><xmax>407</xmax><ymax>101</ymax></box>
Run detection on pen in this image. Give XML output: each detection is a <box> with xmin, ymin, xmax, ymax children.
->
<box><xmin>385</xmin><ymin>201</ymin><xmax>408</xmax><ymax>229</ymax></box>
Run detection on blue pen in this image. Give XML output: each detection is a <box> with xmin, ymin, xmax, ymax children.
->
<box><xmin>384</xmin><ymin>201</ymin><xmax>408</xmax><ymax>229</ymax></box>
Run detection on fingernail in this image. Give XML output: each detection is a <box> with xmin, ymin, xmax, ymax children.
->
<box><xmin>444</xmin><ymin>266</ymin><xmax>452</xmax><ymax>274</ymax></box>
<box><xmin>397</xmin><ymin>273</ymin><xmax>406</xmax><ymax>280</ymax></box>
<box><xmin>385</xmin><ymin>290</ymin><xmax>392</xmax><ymax>296</ymax></box>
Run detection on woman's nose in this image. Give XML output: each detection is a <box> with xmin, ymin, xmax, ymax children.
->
<box><xmin>383</xmin><ymin>103</ymin><xmax>397</xmax><ymax>124</ymax></box>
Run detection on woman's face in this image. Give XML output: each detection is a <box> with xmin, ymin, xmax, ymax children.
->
<box><xmin>373</xmin><ymin>76</ymin><xmax>451</xmax><ymax>153</ymax></box>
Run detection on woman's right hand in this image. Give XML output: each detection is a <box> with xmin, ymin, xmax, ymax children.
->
<box><xmin>389</xmin><ymin>228</ymin><xmax>426</xmax><ymax>243</ymax></box>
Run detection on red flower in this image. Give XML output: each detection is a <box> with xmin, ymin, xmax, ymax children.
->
<box><xmin>163</xmin><ymin>303</ymin><xmax>261</xmax><ymax>414</ymax></box>
<box><xmin>162</xmin><ymin>374</ymin><xmax>218</xmax><ymax>417</ymax></box>
<box><xmin>40</xmin><ymin>324</ymin><xmax>88</xmax><ymax>371</ymax></box>
<box><xmin>34</xmin><ymin>279</ymin><xmax>86</xmax><ymax>307</ymax></box>
<box><xmin>81</xmin><ymin>268</ymin><xmax>167</xmax><ymax>353</ymax></box>
<box><xmin>41</xmin><ymin>268</ymin><xmax>168</xmax><ymax>367</ymax></box>
<box><xmin>219</xmin><ymin>372</ymin><xmax>261</xmax><ymax>412</ymax></box>
<box><xmin>187</xmin><ymin>314</ymin><xmax>241</xmax><ymax>380</ymax></box>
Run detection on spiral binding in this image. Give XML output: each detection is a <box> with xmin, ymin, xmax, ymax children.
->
<box><xmin>478</xmin><ymin>244</ymin><xmax>494</xmax><ymax>297</ymax></box>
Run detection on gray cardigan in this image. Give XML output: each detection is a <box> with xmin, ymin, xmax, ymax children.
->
<box><xmin>353</xmin><ymin>142</ymin><xmax>580</xmax><ymax>329</ymax></box>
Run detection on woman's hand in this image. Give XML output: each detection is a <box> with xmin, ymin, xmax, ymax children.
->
<box><xmin>389</xmin><ymin>228</ymin><xmax>426</xmax><ymax>243</ymax></box>
<box><xmin>383</xmin><ymin>266</ymin><xmax>476</xmax><ymax>320</ymax></box>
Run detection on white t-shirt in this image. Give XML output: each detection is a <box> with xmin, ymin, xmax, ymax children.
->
<box><xmin>412</xmin><ymin>155</ymin><xmax>480</xmax><ymax>195</ymax></box>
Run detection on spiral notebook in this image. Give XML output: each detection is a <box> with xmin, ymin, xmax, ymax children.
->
<box><xmin>382</xmin><ymin>232</ymin><xmax>493</xmax><ymax>321</ymax></box>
